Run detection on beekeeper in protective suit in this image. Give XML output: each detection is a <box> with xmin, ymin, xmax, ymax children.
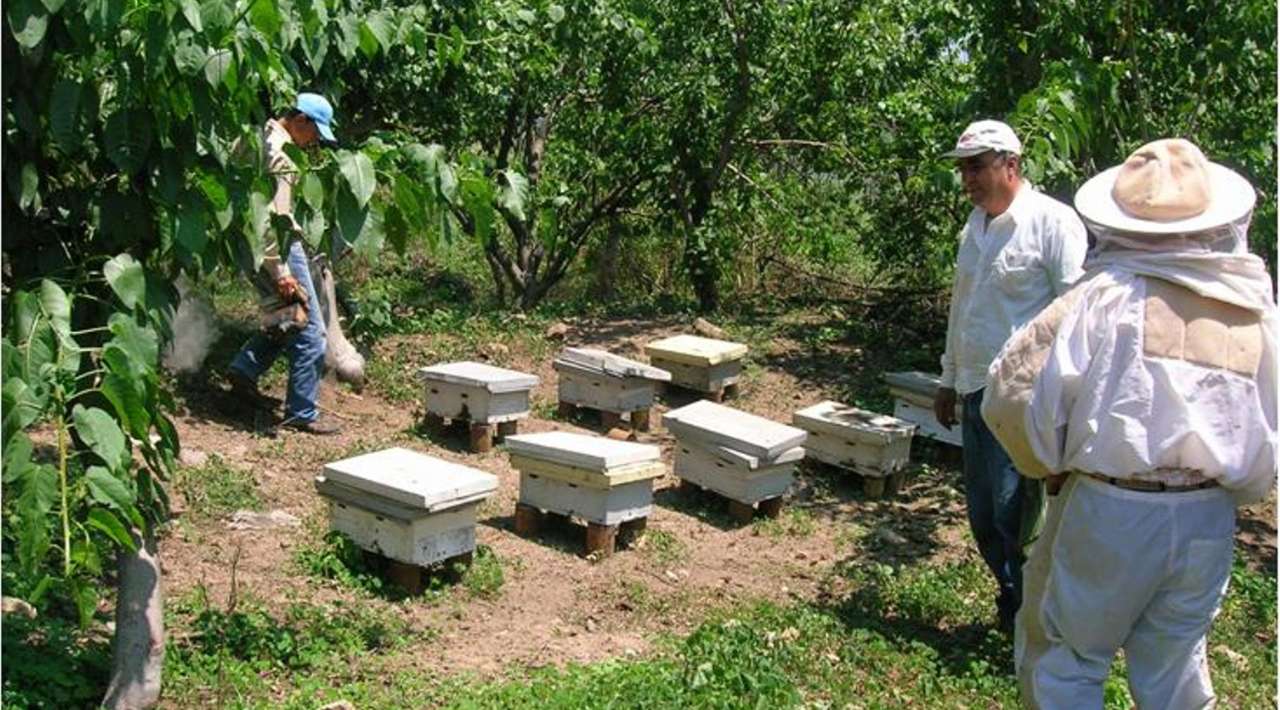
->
<box><xmin>981</xmin><ymin>138</ymin><xmax>1277</xmax><ymax>709</ymax></box>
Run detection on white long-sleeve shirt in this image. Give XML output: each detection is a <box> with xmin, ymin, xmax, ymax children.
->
<box><xmin>940</xmin><ymin>185</ymin><xmax>1089</xmax><ymax>394</ymax></box>
<box><xmin>982</xmin><ymin>246</ymin><xmax>1278</xmax><ymax>505</ymax></box>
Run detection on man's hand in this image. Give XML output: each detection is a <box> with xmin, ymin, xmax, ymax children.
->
<box><xmin>934</xmin><ymin>386</ymin><xmax>958</xmax><ymax>429</ymax></box>
<box><xmin>275</xmin><ymin>275</ymin><xmax>306</xmax><ymax>305</ymax></box>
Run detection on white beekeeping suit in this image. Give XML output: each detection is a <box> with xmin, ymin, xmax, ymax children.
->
<box><xmin>979</xmin><ymin>139</ymin><xmax>1278</xmax><ymax>710</ymax></box>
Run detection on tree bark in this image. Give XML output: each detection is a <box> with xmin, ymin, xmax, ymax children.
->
<box><xmin>103</xmin><ymin>529</ymin><xmax>164</xmax><ymax>710</ymax></box>
<box><xmin>593</xmin><ymin>218</ymin><xmax>624</xmax><ymax>300</ymax></box>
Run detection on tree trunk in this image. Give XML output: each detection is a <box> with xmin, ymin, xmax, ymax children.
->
<box><xmin>593</xmin><ymin>219</ymin><xmax>624</xmax><ymax>301</ymax></box>
<box><xmin>683</xmin><ymin>228</ymin><xmax>720</xmax><ymax>312</ymax></box>
<box><xmin>103</xmin><ymin>529</ymin><xmax>164</xmax><ymax>710</ymax></box>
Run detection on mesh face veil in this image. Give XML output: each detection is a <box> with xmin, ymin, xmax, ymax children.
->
<box><xmin>1086</xmin><ymin>210</ymin><xmax>1253</xmax><ymax>257</ymax></box>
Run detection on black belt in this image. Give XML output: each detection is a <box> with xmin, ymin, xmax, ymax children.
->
<box><xmin>1081</xmin><ymin>472</ymin><xmax>1218</xmax><ymax>493</ymax></box>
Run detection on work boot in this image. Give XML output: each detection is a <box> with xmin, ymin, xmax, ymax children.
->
<box><xmin>228</xmin><ymin>370</ymin><xmax>275</xmax><ymax>410</ymax></box>
<box><xmin>284</xmin><ymin>416</ymin><xmax>342</xmax><ymax>435</ymax></box>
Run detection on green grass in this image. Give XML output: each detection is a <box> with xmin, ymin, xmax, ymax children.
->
<box><xmin>637</xmin><ymin>528</ymin><xmax>689</xmax><ymax>566</ymax></box>
<box><xmin>752</xmin><ymin>507</ymin><xmax>817</xmax><ymax>539</ymax></box>
<box><xmin>173</xmin><ymin>455</ymin><xmax>262</xmax><ymax>521</ymax></box>
<box><xmin>164</xmin><ymin>587</ymin><xmax>415</xmax><ymax>708</ymax></box>
<box><xmin>460</xmin><ymin>546</ymin><xmax>505</xmax><ymax>600</ymax></box>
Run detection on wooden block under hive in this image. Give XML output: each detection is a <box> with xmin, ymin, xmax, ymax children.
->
<box><xmin>507</xmin><ymin>431</ymin><xmax>664</xmax><ymax>556</ymax></box>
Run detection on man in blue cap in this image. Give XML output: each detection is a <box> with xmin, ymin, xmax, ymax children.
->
<box><xmin>228</xmin><ymin>92</ymin><xmax>342</xmax><ymax>435</ymax></box>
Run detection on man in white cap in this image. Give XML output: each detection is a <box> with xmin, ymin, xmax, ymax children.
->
<box><xmin>229</xmin><ymin>92</ymin><xmax>343</xmax><ymax>435</ymax></box>
<box><xmin>935</xmin><ymin>120</ymin><xmax>1089</xmax><ymax>630</ymax></box>
<box><xmin>982</xmin><ymin>138</ymin><xmax>1277</xmax><ymax>708</ymax></box>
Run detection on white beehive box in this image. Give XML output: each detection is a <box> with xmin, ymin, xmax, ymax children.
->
<box><xmin>418</xmin><ymin>361</ymin><xmax>539</xmax><ymax>424</ymax></box>
<box><xmin>507</xmin><ymin>432</ymin><xmax>663</xmax><ymax>526</ymax></box>
<box><xmin>883</xmin><ymin>371</ymin><xmax>962</xmax><ymax>447</ymax></box>
<box><xmin>792</xmin><ymin>401</ymin><xmax>916</xmax><ymax>477</ymax></box>
<box><xmin>662</xmin><ymin>401</ymin><xmax>806</xmax><ymax>504</ymax></box>
<box><xmin>672</xmin><ymin>438</ymin><xmax>802</xmax><ymax>504</ymax></box>
<box><xmin>644</xmin><ymin>335</ymin><xmax>747</xmax><ymax>394</ymax></box>
<box><xmin>662</xmin><ymin>400</ymin><xmax>807</xmax><ymax>460</ymax></box>
<box><xmin>315</xmin><ymin>447</ymin><xmax>497</xmax><ymax>567</ymax></box>
<box><xmin>554</xmin><ymin>347</ymin><xmax>671</xmax><ymax>413</ymax></box>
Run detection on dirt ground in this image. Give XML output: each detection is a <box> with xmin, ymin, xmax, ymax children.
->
<box><xmin>162</xmin><ymin>315</ymin><xmax>1278</xmax><ymax>679</ymax></box>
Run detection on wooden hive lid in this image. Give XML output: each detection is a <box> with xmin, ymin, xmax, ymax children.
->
<box><xmin>553</xmin><ymin>347</ymin><xmax>672</xmax><ymax>382</ymax></box>
<box><xmin>882</xmin><ymin>371</ymin><xmax>943</xmax><ymax>397</ymax></box>
<box><xmin>661</xmin><ymin>400</ymin><xmax>807</xmax><ymax>460</ymax></box>
<box><xmin>793</xmin><ymin>401</ymin><xmax>916</xmax><ymax>443</ymax></box>
<box><xmin>417</xmin><ymin>361</ymin><xmax>540</xmax><ymax>393</ymax></box>
<box><xmin>505</xmin><ymin>431</ymin><xmax>661</xmax><ymax>472</ymax></box>
<box><xmin>321</xmin><ymin>447</ymin><xmax>497</xmax><ymax>511</ymax></box>
<box><xmin>644</xmin><ymin>334</ymin><xmax>748</xmax><ymax>366</ymax></box>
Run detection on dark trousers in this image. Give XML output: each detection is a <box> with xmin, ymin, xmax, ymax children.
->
<box><xmin>961</xmin><ymin>388</ymin><xmax>1034</xmax><ymax>614</ymax></box>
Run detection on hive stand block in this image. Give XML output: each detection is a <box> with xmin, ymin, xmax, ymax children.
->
<box><xmin>757</xmin><ymin>497</ymin><xmax>784</xmax><ymax>519</ymax></box>
<box><xmin>630</xmin><ymin>407</ymin><xmax>653</xmax><ymax>432</ymax></box>
<box><xmin>514</xmin><ymin>502</ymin><xmax>542</xmax><ymax>536</ymax></box>
<box><xmin>497</xmin><ymin>420</ymin><xmax>518</xmax><ymax>439</ymax></box>
<box><xmin>600</xmin><ymin>410</ymin><xmax>624</xmax><ymax>430</ymax></box>
<box><xmin>726</xmin><ymin>499</ymin><xmax>756</xmax><ymax>524</ymax></box>
<box><xmin>470</xmin><ymin>423</ymin><xmax>494</xmax><ymax>453</ymax></box>
<box><xmin>585</xmin><ymin>522</ymin><xmax>618</xmax><ymax>557</ymax></box>
<box><xmin>863</xmin><ymin>476</ymin><xmax>887</xmax><ymax>499</ymax></box>
<box><xmin>558</xmin><ymin>401</ymin><xmax>578</xmax><ymax>419</ymax></box>
<box><xmin>618</xmin><ymin>517</ymin><xmax>647</xmax><ymax>546</ymax></box>
<box><xmin>424</xmin><ymin>412</ymin><xmax>446</xmax><ymax>436</ymax></box>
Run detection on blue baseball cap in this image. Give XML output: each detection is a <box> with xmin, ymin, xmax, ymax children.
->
<box><xmin>296</xmin><ymin>93</ymin><xmax>337</xmax><ymax>144</ymax></box>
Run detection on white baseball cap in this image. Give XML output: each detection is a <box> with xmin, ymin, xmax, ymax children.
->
<box><xmin>943</xmin><ymin>120</ymin><xmax>1022</xmax><ymax>158</ymax></box>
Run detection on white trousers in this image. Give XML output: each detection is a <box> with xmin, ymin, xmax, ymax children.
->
<box><xmin>1016</xmin><ymin>475</ymin><xmax>1235</xmax><ymax>710</ymax></box>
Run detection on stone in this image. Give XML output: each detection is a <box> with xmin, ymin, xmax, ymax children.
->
<box><xmin>692</xmin><ymin>317</ymin><xmax>726</xmax><ymax>339</ymax></box>
<box><xmin>545</xmin><ymin>322</ymin><xmax>570</xmax><ymax>340</ymax></box>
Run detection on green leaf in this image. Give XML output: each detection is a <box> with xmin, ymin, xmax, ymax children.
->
<box><xmin>393</xmin><ymin>174</ymin><xmax>427</xmax><ymax>232</ymax></box>
<box><xmin>301</xmin><ymin>172</ymin><xmax>324</xmax><ymax>211</ymax></box>
<box><xmin>103</xmin><ymin>253</ymin><xmax>146</xmax><ymax>309</ymax></box>
<box><xmin>72</xmin><ymin>405</ymin><xmax>128</xmax><ymax>470</ymax></box>
<box><xmin>38</xmin><ymin>279</ymin><xmax>70</xmax><ymax>332</ymax></box>
<box><xmin>301</xmin><ymin>209</ymin><xmax>327</xmax><ymax>249</ymax></box>
<box><xmin>2</xmin><ymin>431</ymin><xmax>34</xmax><ymax>483</ymax></box>
<box><xmin>204</xmin><ymin>49</ymin><xmax>233</xmax><ymax>88</ymax></box>
<box><xmin>49</xmin><ymin>79</ymin><xmax>82</xmax><ymax>150</ymax></box>
<box><xmin>335</xmin><ymin>186</ymin><xmax>367</xmax><ymax>251</ymax></box>
<box><xmin>497</xmin><ymin>170</ymin><xmax>529</xmax><ymax>222</ymax></box>
<box><xmin>107</xmin><ymin>313</ymin><xmax>158</xmax><ymax>375</ymax></box>
<box><xmin>3</xmin><ymin>378</ymin><xmax>47</xmax><ymax>443</ymax></box>
<box><xmin>69</xmin><ymin>578</ymin><xmax>101</xmax><ymax>628</ymax></box>
<box><xmin>361</xmin><ymin>12</ymin><xmax>392</xmax><ymax>54</ymax></box>
<box><xmin>8</xmin><ymin>0</ymin><xmax>49</xmax><ymax>49</ymax></box>
<box><xmin>548</xmin><ymin>4</ymin><xmax>565</xmax><ymax>22</ymax></box>
<box><xmin>87</xmin><ymin>508</ymin><xmax>138</xmax><ymax>552</ymax></box>
<box><xmin>249</xmin><ymin>0</ymin><xmax>282</xmax><ymax>35</ymax></box>
<box><xmin>17</xmin><ymin>462</ymin><xmax>57</xmax><ymax>513</ymax></box>
<box><xmin>199</xmin><ymin>0</ymin><xmax>232</xmax><ymax>33</ymax></box>
<box><xmin>41</xmin><ymin>0</ymin><xmax>66</xmax><ymax>13</ymax></box>
<box><xmin>86</xmin><ymin>465</ymin><xmax>138</xmax><ymax>514</ymax></box>
<box><xmin>247</xmin><ymin>188</ymin><xmax>272</xmax><ymax>242</ymax></box>
<box><xmin>178</xmin><ymin>0</ymin><xmax>202</xmax><ymax>31</ymax></box>
<box><xmin>338</xmin><ymin>150</ymin><xmax>376</xmax><ymax>207</ymax></box>
<box><xmin>103</xmin><ymin>110</ymin><xmax>152</xmax><ymax>175</ymax></box>
<box><xmin>173</xmin><ymin>40</ymin><xmax>206</xmax><ymax>76</ymax></box>
<box><xmin>101</xmin><ymin>372</ymin><xmax>149</xmax><ymax>438</ymax></box>
<box><xmin>175</xmin><ymin>191</ymin><xmax>209</xmax><ymax>258</ymax></box>
<box><xmin>460</xmin><ymin>175</ymin><xmax>495</xmax><ymax>243</ymax></box>
<box><xmin>353</xmin><ymin>204</ymin><xmax>385</xmax><ymax>259</ymax></box>
<box><xmin>19</xmin><ymin>163</ymin><xmax>38</xmax><ymax>211</ymax></box>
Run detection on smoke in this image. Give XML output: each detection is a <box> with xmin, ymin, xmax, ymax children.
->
<box><xmin>162</xmin><ymin>275</ymin><xmax>219</xmax><ymax>375</ymax></box>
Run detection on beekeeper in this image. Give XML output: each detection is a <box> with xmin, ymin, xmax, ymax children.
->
<box><xmin>982</xmin><ymin>138</ymin><xmax>1277</xmax><ymax>709</ymax></box>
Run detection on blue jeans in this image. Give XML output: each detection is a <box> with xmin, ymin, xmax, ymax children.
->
<box><xmin>962</xmin><ymin>388</ymin><xmax>1036</xmax><ymax>614</ymax></box>
<box><xmin>230</xmin><ymin>240</ymin><xmax>326</xmax><ymax>423</ymax></box>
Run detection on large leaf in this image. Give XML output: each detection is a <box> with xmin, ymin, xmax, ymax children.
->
<box><xmin>248</xmin><ymin>0</ymin><xmax>282</xmax><ymax>36</ymax></box>
<box><xmin>72</xmin><ymin>405</ymin><xmax>128</xmax><ymax>470</ymax></box>
<box><xmin>103</xmin><ymin>110</ymin><xmax>152</xmax><ymax>175</ymax></box>
<box><xmin>353</xmin><ymin>204</ymin><xmax>386</xmax><ymax>260</ymax></box>
<box><xmin>178</xmin><ymin>0</ymin><xmax>202</xmax><ymax>31</ymax></box>
<box><xmin>103</xmin><ymin>253</ymin><xmax>145</xmax><ymax>309</ymax></box>
<box><xmin>19</xmin><ymin>163</ymin><xmax>38</xmax><ymax>211</ymax></box>
<box><xmin>175</xmin><ymin>190</ymin><xmax>209</xmax><ymax>258</ymax></box>
<box><xmin>204</xmin><ymin>49</ymin><xmax>233</xmax><ymax>88</ymax></box>
<box><xmin>101</xmin><ymin>372</ymin><xmax>149</xmax><ymax>439</ymax></box>
<box><xmin>106</xmin><ymin>313</ymin><xmax>158</xmax><ymax>375</ymax></box>
<box><xmin>393</xmin><ymin>174</ymin><xmax>428</xmax><ymax>232</ymax></box>
<box><xmin>335</xmin><ymin>186</ymin><xmax>368</xmax><ymax>249</ymax></box>
<box><xmin>38</xmin><ymin>279</ymin><xmax>71</xmax><ymax>334</ymax></box>
<box><xmin>87</xmin><ymin>508</ymin><xmax>138</xmax><ymax>552</ymax></box>
<box><xmin>460</xmin><ymin>175</ymin><xmax>495</xmax><ymax>243</ymax></box>
<box><xmin>48</xmin><ymin>79</ymin><xmax>82</xmax><ymax>150</ymax></box>
<box><xmin>3</xmin><ymin>378</ymin><xmax>47</xmax><ymax>443</ymax></box>
<box><xmin>338</xmin><ymin>150</ymin><xmax>376</xmax><ymax>207</ymax></box>
<box><xmin>8</xmin><ymin>0</ymin><xmax>49</xmax><ymax>49</ymax></box>
<box><xmin>497</xmin><ymin>170</ymin><xmax>529</xmax><ymax>222</ymax></box>
<box><xmin>301</xmin><ymin>172</ymin><xmax>324</xmax><ymax>211</ymax></box>
<box><xmin>86</xmin><ymin>465</ymin><xmax>143</xmax><ymax>529</ymax></box>
<box><xmin>2</xmin><ymin>431</ymin><xmax>34</xmax><ymax>483</ymax></box>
